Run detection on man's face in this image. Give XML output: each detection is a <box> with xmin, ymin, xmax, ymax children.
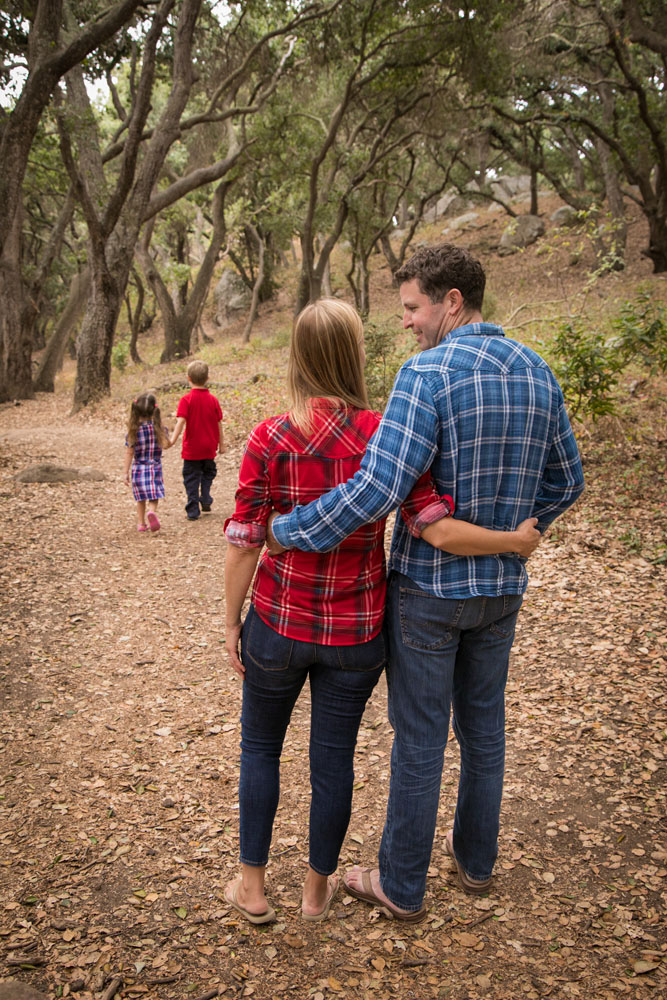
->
<box><xmin>399</xmin><ymin>279</ymin><xmax>448</xmax><ymax>351</ymax></box>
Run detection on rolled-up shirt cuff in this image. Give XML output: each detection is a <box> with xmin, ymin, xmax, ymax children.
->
<box><xmin>404</xmin><ymin>495</ymin><xmax>454</xmax><ymax>538</ymax></box>
<box><xmin>270</xmin><ymin>513</ymin><xmax>291</xmax><ymax>549</ymax></box>
<box><xmin>224</xmin><ymin>517</ymin><xmax>266</xmax><ymax>548</ymax></box>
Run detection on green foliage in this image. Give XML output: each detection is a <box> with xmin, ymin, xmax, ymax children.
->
<box><xmin>550</xmin><ymin>323</ymin><xmax>619</xmax><ymax>421</ymax></box>
<box><xmin>363</xmin><ymin>319</ymin><xmax>410</xmax><ymax>410</ymax></box>
<box><xmin>609</xmin><ymin>290</ymin><xmax>667</xmax><ymax>373</ymax></box>
<box><xmin>111</xmin><ymin>339</ymin><xmax>130</xmax><ymax>372</ymax></box>
<box><xmin>548</xmin><ymin>291</ymin><xmax>667</xmax><ymax>421</ymax></box>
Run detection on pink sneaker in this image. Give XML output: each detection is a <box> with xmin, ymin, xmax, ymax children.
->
<box><xmin>137</xmin><ymin>523</ymin><xmax>148</xmax><ymax>532</ymax></box>
<box><xmin>146</xmin><ymin>511</ymin><xmax>160</xmax><ymax>532</ymax></box>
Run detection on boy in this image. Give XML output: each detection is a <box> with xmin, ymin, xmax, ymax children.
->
<box><xmin>171</xmin><ymin>360</ymin><xmax>224</xmax><ymax>520</ymax></box>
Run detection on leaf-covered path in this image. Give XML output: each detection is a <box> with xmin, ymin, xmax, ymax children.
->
<box><xmin>1</xmin><ymin>393</ymin><xmax>665</xmax><ymax>1000</ymax></box>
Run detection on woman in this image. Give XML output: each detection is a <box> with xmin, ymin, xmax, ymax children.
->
<box><xmin>224</xmin><ymin>299</ymin><xmax>539</xmax><ymax>923</ymax></box>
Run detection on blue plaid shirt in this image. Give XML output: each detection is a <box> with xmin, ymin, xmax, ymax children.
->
<box><xmin>272</xmin><ymin>324</ymin><xmax>585</xmax><ymax>598</ymax></box>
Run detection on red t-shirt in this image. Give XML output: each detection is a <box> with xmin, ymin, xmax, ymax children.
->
<box><xmin>224</xmin><ymin>401</ymin><xmax>452</xmax><ymax>645</ymax></box>
<box><xmin>176</xmin><ymin>388</ymin><xmax>223</xmax><ymax>460</ymax></box>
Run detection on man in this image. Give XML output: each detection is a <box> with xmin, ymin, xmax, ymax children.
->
<box><xmin>270</xmin><ymin>244</ymin><xmax>584</xmax><ymax>920</ymax></box>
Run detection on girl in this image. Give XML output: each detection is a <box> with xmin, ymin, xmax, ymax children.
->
<box><xmin>223</xmin><ymin>299</ymin><xmax>540</xmax><ymax>924</ymax></box>
<box><xmin>124</xmin><ymin>393</ymin><xmax>171</xmax><ymax>532</ymax></box>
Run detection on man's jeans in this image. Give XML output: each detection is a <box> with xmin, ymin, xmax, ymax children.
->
<box><xmin>239</xmin><ymin>604</ymin><xmax>385</xmax><ymax>875</ymax></box>
<box><xmin>182</xmin><ymin>458</ymin><xmax>217</xmax><ymax>518</ymax></box>
<box><xmin>379</xmin><ymin>572</ymin><xmax>523</xmax><ymax>911</ymax></box>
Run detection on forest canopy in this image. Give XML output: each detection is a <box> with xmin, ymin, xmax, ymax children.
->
<box><xmin>0</xmin><ymin>0</ymin><xmax>665</xmax><ymax>407</ymax></box>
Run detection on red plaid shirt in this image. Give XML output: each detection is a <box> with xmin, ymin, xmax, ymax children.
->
<box><xmin>225</xmin><ymin>401</ymin><xmax>453</xmax><ymax>645</ymax></box>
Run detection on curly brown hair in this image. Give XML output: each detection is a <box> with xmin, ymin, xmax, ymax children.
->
<box><xmin>127</xmin><ymin>393</ymin><xmax>168</xmax><ymax>446</ymax></box>
<box><xmin>394</xmin><ymin>243</ymin><xmax>486</xmax><ymax>311</ymax></box>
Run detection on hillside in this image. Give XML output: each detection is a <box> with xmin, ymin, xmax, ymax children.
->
<box><xmin>0</xmin><ymin>199</ymin><xmax>665</xmax><ymax>1000</ymax></box>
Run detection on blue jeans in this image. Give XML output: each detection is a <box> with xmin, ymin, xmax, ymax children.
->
<box><xmin>378</xmin><ymin>572</ymin><xmax>523</xmax><ymax>911</ymax></box>
<box><xmin>182</xmin><ymin>458</ymin><xmax>217</xmax><ymax>518</ymax></box>
<box><xmin>239</xmin><ymin>604</ymin><xmax>385</xmax><ymax>874</ymax></box>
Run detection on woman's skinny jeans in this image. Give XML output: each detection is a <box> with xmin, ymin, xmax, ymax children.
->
<box><xmin>239</xmin><ymin>604</ymin><xmax>385</xmax><ymax>875</ymax></box>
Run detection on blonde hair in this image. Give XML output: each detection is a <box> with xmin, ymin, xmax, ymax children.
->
<box><xmin>288</xmin><ymin>299</ymin><xmax>369</xmax><ymax>433</ymax></box>
<box><xmin>187</xmin><ymin>360</ymin><xmax>209</xmax><ymax>386</ymax></box>
<box><xmin>127</xmin><ymin>393</ymin><xmax>168</xmax><ymax>446</ymax></box>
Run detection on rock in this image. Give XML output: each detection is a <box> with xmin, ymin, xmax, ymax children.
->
<box><xmin>16</xmin><ymin>464</ymin><xmax>78</xmax><ymax>483</ymax></box>
<box><xmin>0</xmin><ymin>980</ymin><xmax>48</xmax><ymax>1000</ymax></box>
<box><xmin>77</xmin><ymin>467</ymin><xmax>107</xmax><ymax>482</ymax></box>
<box><xmin>498</xmin><ymin>214</ymin><xmax>546</xmax><ymax>254</ymax></box>
<box><xmin>502</xmin><ymin>174</ymin><xmax>532</xmax><ymax>198</ymax></box>
<box><xmin>448</xmin><ymin>211</ymin><xmax>480</xmax><ymax>231</ymax></box>
<box><xmin>551</xmin><ymin>205</ymin><xmax>579</xmax><ymax>228</ymax></box>
<box><xmin>15</xmin><ymin>464</ymin><xmax>107</xmax><ymax>483</ymax></box>
<box><xmin>439</xmin><ymin>194</ymin><xmax>469</xmax><ymax>219</ymax></box>
<box><xmin>213</xmin><ymin>269</ymin><xmax>251</xmax><ymax>328</ymax></box>
<box><xmin>424</xmin><ymin>192</ymin><xmax>469</xmax><ymax>222</ymax></box>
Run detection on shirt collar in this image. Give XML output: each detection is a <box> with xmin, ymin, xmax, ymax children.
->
<box><xmin>445</xmin><ymin>322</ymin><xmax>506</xmax><ymax>341</ymax></box>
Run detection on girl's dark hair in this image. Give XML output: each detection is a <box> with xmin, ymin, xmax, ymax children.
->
<box><xmin>127</xmin><ymin>393</ymin><xmax>167</xmax><ymax>446</ymax></box>
<box><xmin>394</xmin><ymin>243</ymin><xmax>486</xmax><ymax>310</ymax></box>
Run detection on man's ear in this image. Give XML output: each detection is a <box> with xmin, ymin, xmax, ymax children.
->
<box><xmin>445</xmin><ymin>288</ymin><xmax>464</xmax><ymax>312</ymax></box>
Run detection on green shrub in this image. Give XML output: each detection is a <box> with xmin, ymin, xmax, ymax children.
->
<box><xmin>609</xmin><ymin>289</ymin><xmax>667</xmax><ymax>372</ymax></box>
<box><xmin>548</xmin><ymin>291</ymin><xmax>667</xmax><ymax>421</ymax></box>
<box><xmin>364</xmin><ymin>320</ymin><xmax>410</xmax><ymax>409</ymax></box>
<box><xmin>112</xmin><ymin>339</ymin><xmax>130</xmax><ymax>372</ymax></box>
<box><xmin>549</xmin><ymin>323</ymin><xmax>620</xmax><ymax>420</ymax></box>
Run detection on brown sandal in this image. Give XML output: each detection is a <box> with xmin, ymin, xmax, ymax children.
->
<box><xmin>444</xmin><ymin>830</ymin><xmax>493</xmax><ymax>895</ymax></box>
<box><xmin>342</xmin><ymin>867</ymin><xmax>427</xmax><ymax>922</ymax></box>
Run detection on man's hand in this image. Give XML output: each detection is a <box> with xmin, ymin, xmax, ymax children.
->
<box><xmin>226</xmin><ymin>622</ymin><xmax>245</xmax><ymax>677</ymax></box>
<box><xmin>266</xmin><ymin>512</ymin><xmax>287</xmax><ymax>556</ymax></box>
<box><xmin>513</xmin><ymin>517</ymin><xmax>542</xmax><ymax>558</ymax></box>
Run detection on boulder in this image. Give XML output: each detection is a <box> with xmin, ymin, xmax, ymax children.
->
<box><xmin>447</xmin><ymin>211</ymin><xmax>480</xmax><ymax>231</ymax></box>
<box><xmin>15</xmin><ymin>464</ymin><xmax>107</xmax><ymax>483</ymax></box>
<box><xmin>0</xmin><ymin>980</ymin><xmax>47</xmax><ymax>1000</ymax></box>
<box><xmin>489</xmin><ymin>182</ymin><xmax>511</xmax><ymax>207</ymax></box>
<box><xmin>498</xmin><ymin>214</ymin><xmax>546</xmax><ymax>254</ymax></box>
<box><xmin>439</xmin><ymin>194</ymin><xmax>469</xmax><ymax>218</ymax></box>
<box><xmin>424</xmin><ymin>192</ymin><xmax>468</xmax><ymax>222</ymax></box>
<box><xmin>213</xmin><ymin>270</ymin><xmax>251</xmax><ymax>328</ymax></box>
<box><xmin>77</xmin><ymin>467</ymin><xmax>107</xmax><ymax>482</ymax></box>
<box><xmin>551</xmin><ymin>205</ymin><xmax>579</xmax><ymax>228</ymax></box>
<box><xmin>502</xmin><ymin>174</ymin><xmax>532</xmax><ymax>198</ymax></box>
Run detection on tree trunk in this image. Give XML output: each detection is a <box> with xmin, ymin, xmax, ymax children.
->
<box><xmin>33</xmin><ymin>269</ymin><xmax>90</xmax><ymax>392</ymax></box>
<box><xmin>68</xmin><ymin>0</ymin><xmax>200</xmax><ymax>408</ymax></box>
<box><xmin>242</xmin><ymin>224</ymin><xmax>265</xmax><ymax>343</ymax></box>
<box><xmin>346</xmin><ymin>251</ymin><xmax>361</xmax><ymax>313</ymax></box>
<box><xmin>72</xmin><ymin>266</ymin><xmax>122</xmax><ymax>410</ymax></box>
<box><xmin>0</xmin><ymin>207</ymin><xmax>34</xmax><ymax>401</ymax></box>
<box><xmin>126</xmin><ymin>269</ymin><xmax>144</xmax><ymax>364</ymax></box>
<box><xmin>593</xmin><ymin>82</ymin><xmax>627</xmax><ymax>269</ymax></box>
<box><xmin>139</xmin><ymin>178</ymin><xmax>229</xmax><ymax>361</ymax></box>
<box><xmin>0</xmin><ymin>0</ymin><xmax>143</xmax><ymax>402</ymax></box>
<box><xmin>321</xmin><ymin>255</ymin><xmax>332</xmax><ymax>298</ymax></box>
<box><xmin>529</xmin><ymin>162</ymin><xmax>539</xmax><ymax>216</ymax></box>
<box><xmin>358</xmin><ymin>256</ymin><xmax>370</xmax><ymax>318</ymax></box>
<box><xmin>644</xmin><ymin>209</ymin><xmax>667</xmax><ymax>273</ymax></box>
<box><xmin>380</xmin><ymin>233</ymin><xmax>399</xmax><ymax>275</ymax></box>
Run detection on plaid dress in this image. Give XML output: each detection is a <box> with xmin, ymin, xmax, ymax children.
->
<box><xmin>129</xmin><ymin>422</ymin><xmax>165</xmax><ymax>502</ymax></box>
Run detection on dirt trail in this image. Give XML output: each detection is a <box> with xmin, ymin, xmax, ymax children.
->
<box><xmin>0</xmin><ymin>394</ymin><xmax>665</xmax><ymax>1000</ymax></box>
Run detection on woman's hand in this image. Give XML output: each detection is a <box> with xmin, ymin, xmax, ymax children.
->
<box><xmin>226</xmin><ymin>622</ymin><xmax>245</xmax><ymax>677</ymax></box>
<box><xmin>512</xmin><ymin>518</ymin><xmax>542</xmax><ymax>558</ymax></box>
<box><xmin>266</xmin><ymin>512</ymin><xmax>287</xmax><ymax>556</ymax></box>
